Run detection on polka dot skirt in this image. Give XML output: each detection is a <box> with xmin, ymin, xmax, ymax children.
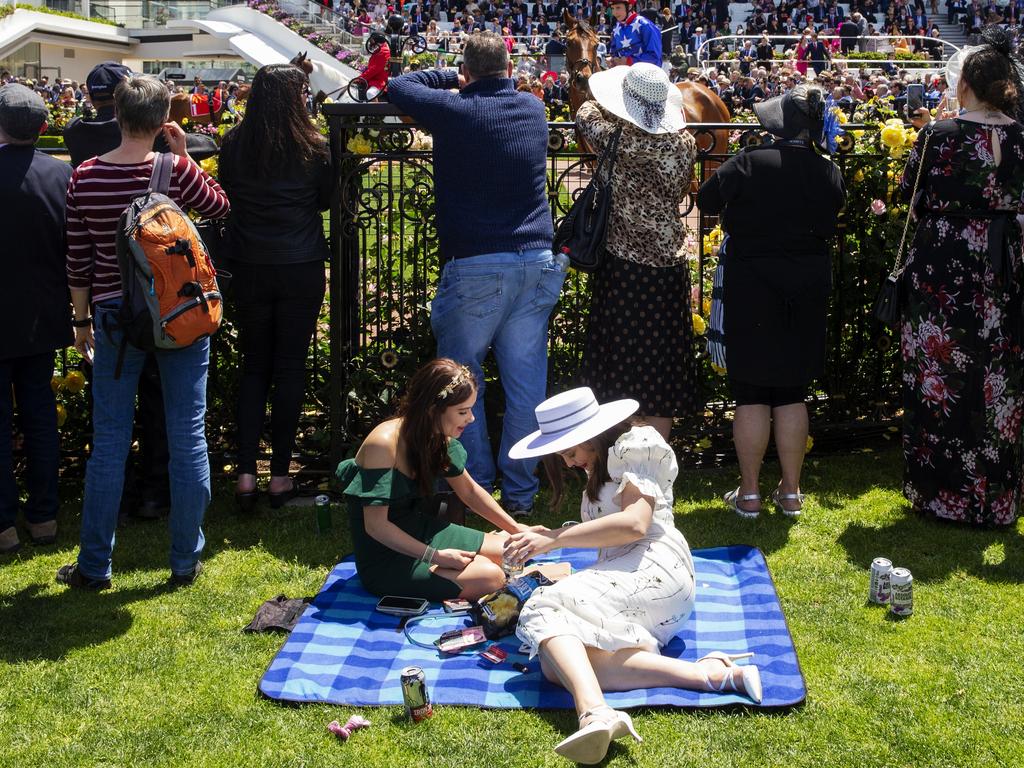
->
<box><xmin>579</xmin><ymin>254</ymin><xmax>699</xmax><ymax>418</ymax></box>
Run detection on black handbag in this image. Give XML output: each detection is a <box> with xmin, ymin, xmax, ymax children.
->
<box><xmin>874</xmin><ymin>131</ymin><xmax>930</xmax><ymax>327</ymax></box>
<box><xmin>552</xmin><ymin>126</ymin><xmax>623</xmax><ymax>272</ymax></box>
<box><xmin>193</xmin><ymin>217</ymin><xmax>234</xmax><ymax>296</ymax></box>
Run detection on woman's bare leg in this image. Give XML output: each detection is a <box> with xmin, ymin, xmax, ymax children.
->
<box><xmin>433</xmin><ymin>553</ymin><xmax>505</xmax><ymax>600</ymax></box>
<box><xmin>539</xmin><ymin>640</ymin><xmax>756</xmax><ymax>702</ymax></box>
<box><xmin>477</xmin><ymin>531</ymin><xmax>508</xmax><ymax>564</ymax></box>
<box><xmin>585</xmin><ymin>646</ymin><xmax>754</xmax><ymax>696</ymax></box>
<box><xmin>538</xmin><ymin>635</ymin><xmax>608</xmax><ymax>717</ymax></box>
<box><xmin>732</xmin><ymin>404</ymin><xmax>771</xmax><ymax>514</ymax></box>
<box><xmin>772</xmin><ymin>402</ymin><xmax>808</xmax><ymax>512</ymax></box>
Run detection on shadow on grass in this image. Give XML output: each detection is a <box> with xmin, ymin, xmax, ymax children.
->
<box><xmin>0</xmin><ymin>582</ymin><xmax>165</xmax><ymax>662</ymax></box>
<box><xmin>676</xmin><ymin>505</ymin><xmax>798</xmax><ymax>555</ymax></box>
<box><xmin>837</xmin><ymin>511</ymin><xmax>1024</xmax><ymax>584</ymax></box>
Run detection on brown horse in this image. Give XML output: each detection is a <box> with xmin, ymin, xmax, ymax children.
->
<box><xmin>563</xmin><ymin>12</ymin><xmax>731</xmax><ymax>161</ymax></box>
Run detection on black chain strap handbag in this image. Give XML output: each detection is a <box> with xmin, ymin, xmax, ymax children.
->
<box><xmin>874</xmin><ymin>130</ymin><xmax>931</xmax><ymax>327</ymax></box>
<box><xmin>552</xmin><ymin>126</ymin><xmax>623</xmax><ymax>272</ymax></box>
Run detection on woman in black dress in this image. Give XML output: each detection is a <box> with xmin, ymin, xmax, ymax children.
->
<box><xmin>697</xmin><ymin>85</ymin><xmax>846</xmax><ymax>518</ymax></box>
<box><xmin>900</xmin><ymin>29</ymin><xmax>1024</xmax><ymax>526</ymax></box>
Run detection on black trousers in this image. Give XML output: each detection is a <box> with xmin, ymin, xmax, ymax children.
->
<box><xmin>0</xmin><ymin>352</ymin><xmax>60</xmax><ymax>529</ymax></box>
<box><xmin>234</xmin><ymin>260</ymin><xmax>326</xmax><ymax>476</ymax></box>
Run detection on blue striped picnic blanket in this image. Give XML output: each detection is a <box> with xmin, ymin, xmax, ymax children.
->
<box><xmin>258</xmin><ymin>545</ymin><xmax>805</xmax><ymax>710</ymax></box>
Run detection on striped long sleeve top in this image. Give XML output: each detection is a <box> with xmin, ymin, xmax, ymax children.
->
<box><xmin>66</xmin><ymin>153</ymin><xmax>229</xmax><ymax>305</ymax></box>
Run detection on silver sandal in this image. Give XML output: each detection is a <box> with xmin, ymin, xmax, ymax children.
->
<box><xmin>724</xmin><ymin>487</ymin><xmax>761</xmax><ymax>519</ymax></box>
<box><xmin>771</xmin><ymin>488</ymin><xmax>805</xmax><ymax>518</ymax></box>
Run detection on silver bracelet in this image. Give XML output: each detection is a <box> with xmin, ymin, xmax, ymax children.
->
<box><xmin>421</xmin><ymin>545</ymin><xmax>436</xmax><ymax>565</ymax></box>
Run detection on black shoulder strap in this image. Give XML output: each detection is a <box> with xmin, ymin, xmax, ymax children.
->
<box><xmin>148</xmin><ymin>152</ymin><xmax>173</xmax><ymax>196</ymax></box>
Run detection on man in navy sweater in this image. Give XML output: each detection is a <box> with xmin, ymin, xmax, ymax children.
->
<box><xmin>389</xmin><ymin>32</ymin><xmax>564</xmax><ymax>517</ymax></box>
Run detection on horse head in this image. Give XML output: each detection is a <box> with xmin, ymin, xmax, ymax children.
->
<box><xmin>290</xmin><ymin>51</ymin><xmax>314</xmax><ymax>77</ymax></box>
<box><xmin>563</xmin><ymin>10</ymin><xmax>600</xmax><ymax>118</ymax></box>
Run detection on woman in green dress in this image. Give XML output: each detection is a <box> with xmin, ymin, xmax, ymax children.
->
<box><xmin>335</xmin><ymin>358</ymin><xmax>539</xmax><ymax>600</ymax></box>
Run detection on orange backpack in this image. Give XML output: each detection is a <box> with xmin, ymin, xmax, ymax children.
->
<box><xmin>112</xmin><ymin>153</ymin><xmax>222</xmax><ymax>375</ymax></box>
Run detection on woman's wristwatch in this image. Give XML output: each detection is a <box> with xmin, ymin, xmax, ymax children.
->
<box><xmin>71</xmin><ymin>316</ymin><xmax>92</xmax><ymax>328</ymax></box>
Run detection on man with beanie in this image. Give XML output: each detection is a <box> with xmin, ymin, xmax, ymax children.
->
<box><xmin>388</xmin><ymin>32</ymin><xmax>565</xmax><ymax>517</ymax></box>
<box><xmin>0</xmin><ymin>84</ymin><xmax>74</xmax><ymax>554</ymax></box>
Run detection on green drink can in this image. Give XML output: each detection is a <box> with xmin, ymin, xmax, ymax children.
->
<box><xmin>314</xmin><ymin>494</ymin><xmax>332</xmax><ymax>534</ymax></box>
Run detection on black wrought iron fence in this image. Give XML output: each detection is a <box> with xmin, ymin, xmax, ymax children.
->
<box><xmin>324</xmin><ymin>102</ymin><xmax>904</xmax><ymax>464</ymax></box>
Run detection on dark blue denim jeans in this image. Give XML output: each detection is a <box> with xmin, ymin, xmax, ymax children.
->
<box><xmin>430</xmin><ymin>249</ymin><xmax>566</xmax><ymax>506</ymax></box>
<box><xmin>0</xmin><ymin>352</ymin><xmax>60</xmax><ymax>531</ymax></box>
<box><xmin>77</xmin><ymin>305</ymin><xmax>210</xmax><ymax>579</ymax></box>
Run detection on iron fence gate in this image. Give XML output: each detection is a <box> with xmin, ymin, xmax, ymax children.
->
<box><xmin>324</xmin><ymin>102</ymin><xmax>900</xmax><ymax>464</ymax></box>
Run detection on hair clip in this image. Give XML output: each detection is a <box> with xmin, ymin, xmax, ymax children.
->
<box><xmin>436</xmin><ymin>366</ymin><xmax>472</xmax><ymax>401</ymax></box>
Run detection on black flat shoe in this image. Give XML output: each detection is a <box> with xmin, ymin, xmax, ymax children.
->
<box><xmin>168</xmin><ymin>561</ymin><xmax>203</xmax><ymax>588</ymax></box>
<box><xmin>56</xmin><ymin>563</ymin><xmax>111</xmax><ymax>591</ymax></box>
<box><xmin>26</xmin><ymin>520</ymin><xmax>58</xmax><ymax>545</ymax></box>
<box><xmin>268</xmin><ymin>486</ymin><xmax>300</xmax><ymax>509</ymax></box>
<box><xmin>235</xmin><ymin>490</ymin><xmax>258</xmax><ymax>514</ymax></box>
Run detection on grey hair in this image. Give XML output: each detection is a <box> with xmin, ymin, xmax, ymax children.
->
<box><xmin>113</xmin><ymin>75</ymin><xmax>170</xmax><ymax>137</ymax></box>
<box><xmin>463</xmin><ymin>31</ymin><xmax>509</xmax><ymax>80</ymax></box>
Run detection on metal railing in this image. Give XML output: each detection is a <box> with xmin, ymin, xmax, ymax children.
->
<box><xmin>321</xmin><ymin>101</ymin><xmax>905</xmax><ymax>462</ymax></box>
<box><xmin>696</xmin><ymin>34</ymin><xmax>964</xmax><ymax>70</ymax></box>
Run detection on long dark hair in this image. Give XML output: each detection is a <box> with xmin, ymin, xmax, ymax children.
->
<box><xmin>962</xmin><ymin>26</ymin><xmax>1024</xmax><ymax>120</ymax></box>
<box><xmin>221</xmin><ymin>63</ymin><xmax>327</xmax><ymax>177</ymax></box>
<box><xmin>543</xmin><ymin>417</ymin><xmax>646</xmax><ymax>509</ymax></box>
<box><xmin>396</xmin><ymin>358</ymin><xmax>478</xmax><ymax>496</ymax></box>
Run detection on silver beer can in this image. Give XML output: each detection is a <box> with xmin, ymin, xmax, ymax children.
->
<box><xmin>869</xmin><ymin>557</ymin><xmax>892</xmax><ymax>604</ymax></box>
<box><xmin>400</xmin><ymin>666</ymin><xmax>433</xmax><ymax>721</ymax></box>
<box><xmin>889</xmin><ymin>567</ymin><xmax>913</xmax><ymax>617</ymax></box>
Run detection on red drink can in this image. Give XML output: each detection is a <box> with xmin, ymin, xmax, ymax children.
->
<box><xmin>869</xmin><ymin>557</ymin><xmax>892</xmax><ymax>604</ymax></box>
<box><xmin>400</xmin><ymin>666</ymin><xmax>433</xmax><ymax>721</ymax></box>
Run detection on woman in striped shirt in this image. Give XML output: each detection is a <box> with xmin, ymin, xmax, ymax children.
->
<box><xmin>58</xmin><ymin>75</ymin><xmax>229</xmax><ymax>591</ymax></box>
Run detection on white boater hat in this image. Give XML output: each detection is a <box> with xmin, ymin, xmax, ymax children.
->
<box><xmin>508</xmin><ymin>387</ymin><xmax>640</xmax><ymax>460</ymax></box>
<box><xmin>587</xmin><ymin>62</ymin><xmax>686</xmax><ymax>134</ymax></box>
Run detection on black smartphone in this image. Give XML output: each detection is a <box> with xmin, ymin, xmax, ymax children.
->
<box><xmin>376</xmin><ymin>595</ymin><xmax>429</xmax><ymax>616</ymax></box>
<box><xmin>906</xmin><ymin>83</ymin><xmax>925</xmax><ymax>115</ymax></box>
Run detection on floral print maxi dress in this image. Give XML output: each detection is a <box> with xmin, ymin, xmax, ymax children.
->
<box><xmin>898</xmin><ymin>119</ymin><xmax>1024</xmax><ymax>526</ymax></box>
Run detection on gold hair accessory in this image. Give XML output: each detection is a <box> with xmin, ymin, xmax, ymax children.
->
<box><xmin>436</xmin><ymin>366</ymin><xmax>472</xmax><ymax>401</ymax></box>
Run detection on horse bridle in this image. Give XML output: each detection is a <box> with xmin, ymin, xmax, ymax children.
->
<box><xmin>569</xmin><ymin>57</ymin><xmax>599</xmax><ymax>95</ymax></box>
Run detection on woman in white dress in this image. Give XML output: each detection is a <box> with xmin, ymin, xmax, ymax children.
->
<box><xmin>506</xmin><ymin>388</ymin><xmax>762</xmax><ymax>765</ymax></box>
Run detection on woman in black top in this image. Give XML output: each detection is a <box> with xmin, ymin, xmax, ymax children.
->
<box><xmin>697</xmin><ymin>85</ymin><xmax>845</xmax><ymax>519</ymax></box>
<box><xmin>218</xmin><ymin>64</ymin><xmax>332</xmax><ymax>511</ymax></box>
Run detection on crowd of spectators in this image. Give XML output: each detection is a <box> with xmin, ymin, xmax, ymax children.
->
<box><xmin>0</xmin><ymin>71</ymin><xmax>249</xmax><ymax>124</ymax></box>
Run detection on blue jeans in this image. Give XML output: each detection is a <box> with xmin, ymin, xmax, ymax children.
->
<box><xmin>430</xmin><ymin>249</ymin><xmax>566</xmax><ymax>506</ymax></box>
<box><xmin>77</xmin><ymin>305</ymin><xmax>210</xmax><ymax>579</ymax></box>
<box><xmin>0</xmin><ymin>352</ymin><xmax>60</xmax><ymax>531</ymax></box>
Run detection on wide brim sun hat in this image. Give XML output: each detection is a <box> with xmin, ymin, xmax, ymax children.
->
<box><xmin>508</xmin><ymin>387</ymin><xmax>639</xmax><ymax>460</ymax></box>
<box><xmin>753</xmin><ymin>90</ymin><xmax>809</xmax><ymax>141</ymax></box>
<box><xmin>588</xmin><ymin>62</ymin><xmax>686</xmax><ymax>134</ymax></box>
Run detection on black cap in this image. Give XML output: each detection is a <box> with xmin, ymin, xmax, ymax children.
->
<box><xmin>86</xmin><ymin>61</ymin><xmax>132</xmax><ymax>100</ymax></box>
<box><xmin>0</xmin><ymin>84</ymin><xmax>49</xmax><ymax>141</ymax></box>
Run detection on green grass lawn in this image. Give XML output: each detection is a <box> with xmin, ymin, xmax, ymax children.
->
<box><xmin>2</xmin><ymin>448</ymin><xmax>1023</xmax><ymax>768</ymax></box>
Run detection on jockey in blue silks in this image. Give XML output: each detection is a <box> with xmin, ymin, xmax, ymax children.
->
<box><xmin>608</xmin><ymin>0</ymin><xmax>664</xmax><ymax>67</ymax></box>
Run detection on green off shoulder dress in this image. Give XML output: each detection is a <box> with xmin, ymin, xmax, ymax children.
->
<box><xmin>335</xmin><ymin>439</ymin><xmax>485</xmax><ymax>600</ymax></box>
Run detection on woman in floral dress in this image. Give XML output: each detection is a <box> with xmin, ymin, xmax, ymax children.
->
<box><xmin>899</xmin><ymin>30</ymin><xmax>1024</xmax><ymax>526</ymax></box>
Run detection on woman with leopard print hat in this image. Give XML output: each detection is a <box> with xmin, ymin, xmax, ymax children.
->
<box><xmin>576</xmin><ymin>63</ymin><xmax>698</xmax><ymax>441</ymax></box>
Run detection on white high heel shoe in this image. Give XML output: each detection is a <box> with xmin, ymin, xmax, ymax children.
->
<box><xmin>554</xmin><ymin>704</ymin><xmax>642</xmax><ymax>764</ymax></box>
<box><xmin>697</xmin><ymin>651</ymin><xmax>763</xmax><ymax>704</ymax></box>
